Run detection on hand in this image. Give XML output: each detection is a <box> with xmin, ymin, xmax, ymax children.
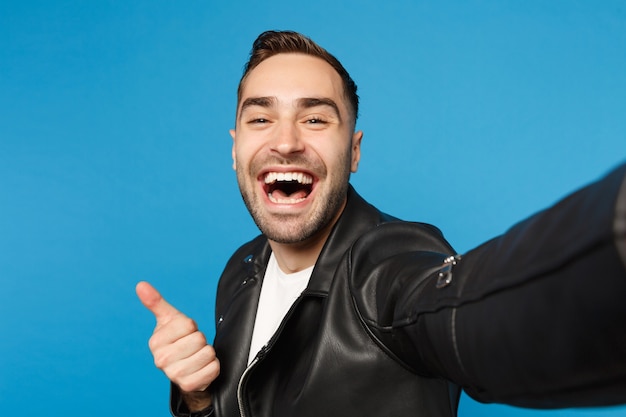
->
<box><xmin>136</xmin><ymin>281</ymin><xmax>220</xmax><ymax>409</ymax></box>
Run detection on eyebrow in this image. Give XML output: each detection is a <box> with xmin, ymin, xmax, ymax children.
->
<box><xmin>239</xmin><ymin>96</ymin><xmax>276</xmax><ymax>117</ymax></box>
<box><xmin>298</xmin><ymin>97</ymin><xmax>342</xmax><ymax>121</ymax></box>
<box><xmin>238</xmin><ymin>96</ymin><xmax>342</xmax><ymax>122</ymax></box>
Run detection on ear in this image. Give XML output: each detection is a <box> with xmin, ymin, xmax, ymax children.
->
<box><xmin>229</xmin><ymin>129</ymin><xmax>237</xmax><ymax>171</ymax></box>
<box><xmin>350</xmin><ymin>130</ymin><xmax>363</xmax><ymax>173</ymax></box>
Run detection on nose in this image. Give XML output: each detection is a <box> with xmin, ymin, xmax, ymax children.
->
<box><xmin>270</xmin><ymin>122</ymin><xmax>304</xmax><ymax>155</ymax></box>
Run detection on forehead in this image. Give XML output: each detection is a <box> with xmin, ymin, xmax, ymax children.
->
<box><xmin>239</xmin><ymin>53</ymin><xmax>347</xmax><ymax>112</ymax></box>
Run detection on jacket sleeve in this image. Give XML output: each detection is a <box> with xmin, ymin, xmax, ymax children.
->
<box><xmin>348</xmin><ymin>163</ymin><xmax>626</xmax><ymax>409</ymax></box>
<box><xmin>400</xmin><ymin>162</ymin><xmax>626</xmax><ymax>408</ymax></box>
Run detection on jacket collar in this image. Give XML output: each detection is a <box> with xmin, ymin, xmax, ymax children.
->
<box><xmin>305</xmin><ymin>185</ymin><xmax>388</xmax><ymax>293</ymax></box>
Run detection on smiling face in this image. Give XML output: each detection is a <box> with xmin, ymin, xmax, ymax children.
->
<box><xmin>231</xmin><ymin>53</ymin><xmax>362</xmax><ymax>245</ymax></box>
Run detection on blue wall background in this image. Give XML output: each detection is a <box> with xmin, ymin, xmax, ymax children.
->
<box><xmin>1</xmin><ymin>1</ymin><xmax>625</xmax><ymax>415</ymax></box>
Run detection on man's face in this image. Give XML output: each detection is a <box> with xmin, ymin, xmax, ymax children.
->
<box><xmin>230</xmin><ymin>53</ymin><xmax>362</xmax><ymax>244</ymax></box>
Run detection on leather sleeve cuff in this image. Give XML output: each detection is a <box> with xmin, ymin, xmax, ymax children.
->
<box><xmin>188</xmin><ymin>405</ymin><xmax>215</xmax><ymax>417</ymax></box>
<box><xmin>170</xmin><ymin>383</ymin><xmax>215</xmax><ymax>417</ymax></box>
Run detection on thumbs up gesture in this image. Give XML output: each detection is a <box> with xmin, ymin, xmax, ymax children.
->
<box><xmin>136</xmin><ymin>281</ymin><xmax>220</xmax><ymax>410</ymax></box>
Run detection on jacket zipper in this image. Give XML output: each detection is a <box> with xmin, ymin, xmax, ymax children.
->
<box><xmin>235</xmin><ymin>292</ymin><xmax>313</xmax><ymax>416</ymax></box>
<box><xmin>237</xmin><ymin>346</ymin><xmax>267</xmax><ymax>417</ymax></box>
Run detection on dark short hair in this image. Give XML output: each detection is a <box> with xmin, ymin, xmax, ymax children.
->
<box><xmin>237</xmin><ymin>30</ymin><xmax>359</xmax><ymax>124</ymax></box>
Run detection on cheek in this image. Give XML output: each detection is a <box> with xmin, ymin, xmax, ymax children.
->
<box><xmin>234</xmin><ymin>142</ymin><xmax>265</xmax><ymax>178</ymax></box>
<box><xmin>321</xmin><ymin>149</ymin><xmax>351</xmax><ymax>178</ymax></box>
<box><xmin>233</xmin><ymin>142</ymin><xmax>253</xmax><ymax>166</ymax></box>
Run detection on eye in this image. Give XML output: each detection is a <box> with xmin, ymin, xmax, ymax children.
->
<box><xmin>244</xmin><ymin>117</ymin><xmax>273</xmax><ymax>130</ymax></box>
<box><xmin>247</xmin><ymin>118</ymin><xmax>270</xmax><ymax>125</ymax></box>
<box><xmin>305</xmin><ymin>116</ymin><xmax>328</xmax><ymax>125</ymax></box>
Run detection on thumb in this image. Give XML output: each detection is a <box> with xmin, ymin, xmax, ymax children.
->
<box><xmin>136</xmin><ymin>281</ymin><xmax>182</xmax><ymax>325</ymax></box>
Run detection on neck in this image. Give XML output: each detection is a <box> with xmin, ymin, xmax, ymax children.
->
<box><xmin>269</xmin><ymin>237</ymin><xmax>326</xmax><ymax>274</ymax></box>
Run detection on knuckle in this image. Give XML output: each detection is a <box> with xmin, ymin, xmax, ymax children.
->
<box><xmin>153</xmin><ymin>350</ymin><xmax>169</xmax><ymax>369</ymax></box>
<box><xmin>148</xmin><ymin>335</ymin><xmax>160</xmax><ymax>352</ymax></box>
<box><xmin>207</xmin><ymin>359</ymin><xmax>221</xmax><ymax>381</ymax></box>
<box><xmin>190</xmin><ymin>331</ymin><xmax>207</xmax><ymax>346</ymax></box>
<box><xmin>179</xmin><ymin>317</ymin><xmax>197</xmax><ymax>333</ymax></box>
<box><xmin>200</xmin><ymin>344</ymin><xmax>215</xmax><ymax>360</ymax></box>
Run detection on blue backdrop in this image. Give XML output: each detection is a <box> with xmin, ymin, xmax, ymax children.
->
<box><xmin>1</xmin><ymin>1</ymin><xmax>625</xmax><ymax>415</ymax></box>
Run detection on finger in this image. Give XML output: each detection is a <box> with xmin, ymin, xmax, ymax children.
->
<box><xmin>165</xmin><ymin>347</ymin><xmax>220</xmax><ymax>392</ymax></box>
<box><xmin>168</xmin><ymin>331</ymin><xmax>210</xmax><ymax>361</ymax></box>
<box><xmin>150</xmin><ymin>321</ymin><xmax>204</xmax><ymax>359</ymax></box>
<box><xmin>136</xmin><ymin>281</ymin><xmax>182</xmax><ymax>325</ymax></box>
<box><xmin>176</xmin><ymin>359</ymin><xmax>221</xmax><ymax>393</ymax></box>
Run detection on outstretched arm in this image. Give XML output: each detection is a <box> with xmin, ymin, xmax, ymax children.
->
<box><xmin>412</xmin><ymin>163</ymin><xmax>626</xmax><ymax>407</ymax></box>
<box><xmin>349</xmin><ymin>162</ymin><xmax>626</xmax><ymax>409</ymax></box>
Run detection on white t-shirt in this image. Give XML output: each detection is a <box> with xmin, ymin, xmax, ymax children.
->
<box><xmin>248</xmin><ymin>253</ymin><xmax>313</xmax><ymax>364</ymax></box>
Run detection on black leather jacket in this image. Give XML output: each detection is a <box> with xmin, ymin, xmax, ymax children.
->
<box><xmin>173</xmin><ymin>163</ymin><xmax>626</xmax><ymax>417</ymax></box>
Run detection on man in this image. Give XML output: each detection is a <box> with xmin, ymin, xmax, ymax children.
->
<box><xmin>137</xmin><ymin>31</ymin><xmax>626</xmax><ymax>417</ymax></box>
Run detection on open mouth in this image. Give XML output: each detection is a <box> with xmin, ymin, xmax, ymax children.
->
<box><xmin>264</xmin><ymin>171</ymin><xmax>314</xmax><ymax>204</ymax></box>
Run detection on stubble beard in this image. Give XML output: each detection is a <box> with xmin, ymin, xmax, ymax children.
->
<box><xmin>237</xmin><ymin>154</ymin><xmax>352</xmax><ymax>244</ymax></box>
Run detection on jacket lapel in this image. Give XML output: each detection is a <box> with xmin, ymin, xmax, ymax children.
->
<box><xmin>306</xmin><ymin>185</ymin><xmax>394</xmax><ymax>294</ymax></box>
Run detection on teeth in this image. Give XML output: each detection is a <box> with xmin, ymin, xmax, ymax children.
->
<box><xmin>264</xmin><ymin>172</ymin><xmax>313</xmax><ymax>184</ymax></box>
<box><xmin>268</xmin><ymin>195</ymin><xmax>307</xmax><ymax>204</ymax></box>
